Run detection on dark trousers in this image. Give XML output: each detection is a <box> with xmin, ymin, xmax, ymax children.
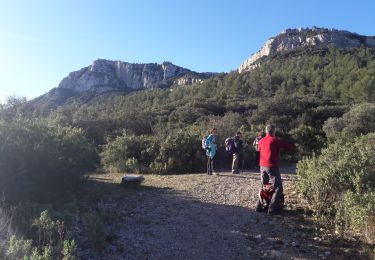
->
<box><xmin>254</xmin><ymin>151</ymin><xmax>260</xmax><ymax>167</ymax></box>
<box><xmin>260</xmin><ymin>166</ymin><xmax>283</xmax><ymax>212</ymax></box>
<box><xmin>207</xmin><ymin>156</ymin><xmax>215</xmax><ymax>175</ymax></box>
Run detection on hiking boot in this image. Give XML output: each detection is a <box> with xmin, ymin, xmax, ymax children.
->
<box><xmin>213</xmin><ymin>172</ymin><xmax>219</xmax><ymax>176</ymax></box>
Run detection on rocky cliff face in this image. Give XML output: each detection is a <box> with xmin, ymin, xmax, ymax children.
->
<box><xmin>58</xmin><ymin>59</ymin><xmax>215</xmax><ymax>93</ymax></box>
<box><xmin>239</xmin><ymin>27</ymin><xmax>375</xmax><ymax>73</ymax></box>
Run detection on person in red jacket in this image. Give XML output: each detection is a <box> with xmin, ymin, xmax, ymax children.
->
<box><xmin>258</xmin><ymin>124</ymin><xmax>293</xmax><ymax>214</ymax></box>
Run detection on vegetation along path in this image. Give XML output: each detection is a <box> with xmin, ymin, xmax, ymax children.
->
<box><xmin>85</xmin><ymin>168</ymin><xmax>365</xmax><ymax>259</ymax></box>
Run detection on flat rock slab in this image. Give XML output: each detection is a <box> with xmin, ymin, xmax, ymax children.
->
<box><xmin>121</xmin><ymin>175</ymin><xmax>144</xmax><ymax>187</ymax></box>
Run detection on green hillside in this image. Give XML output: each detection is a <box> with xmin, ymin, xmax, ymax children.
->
<box><xmin>31</xmin><ymin>47</ymin><xmax>374</xmax><ymax>168</ymax></box>
<box><xmin>1</xmin><ymin>46</ymin><xmax>375</xmax><ymax>258</ymax></box>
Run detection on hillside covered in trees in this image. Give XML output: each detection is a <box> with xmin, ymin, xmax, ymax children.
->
<box><xmin>21</xmin><ymin>46</ymin><xmax>375</xmax><ymax>171</ymax></box>
<box><xmin>1</xmin><ymin>45</ymin><xmax>375</xmax><ymax>258</ymax></box>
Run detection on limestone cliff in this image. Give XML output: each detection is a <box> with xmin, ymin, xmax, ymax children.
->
<box><xmin>58</xmin><ymin>59</ymin><xmax>215</xmax><ymax>93</ymax></box>
<box><xmin>239</xmin><ymin>27</ymin><xmax>375</xmax><ymax>73</ymax></box>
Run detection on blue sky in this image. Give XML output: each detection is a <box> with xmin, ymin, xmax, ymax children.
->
<box><xmin>0</xmin><ymin>0</ymin><xmax>374</xmax><ymax>102</ymax></box>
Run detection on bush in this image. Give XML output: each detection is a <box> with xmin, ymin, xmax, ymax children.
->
<box><xmin>323</xmin><ymin>103</ymin><xmax>375</xmax><ymax>144</ymax></box>
<box><xmin>289</xmin><ymin>124</ymin><xmax>326</xmax><ymax>158</ymax></box>
<box><xmin>101</xmin><ymin>128</ymin><xmax>207</xmax><ymax>174</ymax></box>
<box><xmin>7</xmin><ymin>235</ymin><xmax>33</xmax><ymax>259</ymax></box>
<box><xmin>5</xmin><ymin>210</ymin><xmax>77</xmax><ymax>260</ymax></box>
<box><xmin>205</xmin><ymin>112</ymin><xmax>248</xmax><ymax>145</ymax></box>
<box><xmin>0</xmin><ymin>119</ymin><xmax>97</xmax><ymax>203</ymax></box>
<box><xmin>297</xmin><ymin>133</ymin><xmax>375</xmax><ymax>241</ymax></box>
<box><xmin>100</xmin><ymin>133</ymin><xmax>159</xmax><ymax>173</ymax></box>
<box><xmin>336</xmin><ymin>192</ymin><xmax>375</xmax><ymax>243</ymax></box>
<box><xmin>152</xmin><ymin>129</ymin><xmax>206</xmax><ymax>174</ymax></box>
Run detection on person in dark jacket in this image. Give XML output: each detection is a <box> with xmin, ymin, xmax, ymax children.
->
<box><xmin>252</xmin><ymin>131</ymin><xmax>264</xmax><ymax>169</ymax></box>
<box><xmin>232</xmin><ymin>131</ymin><xmax>244</xmax><ymax>174</ymax></box>
<box><xmin>258</xmin><ymin>124</ymin><xmax>293</xmax><ymax>214</ymax></box>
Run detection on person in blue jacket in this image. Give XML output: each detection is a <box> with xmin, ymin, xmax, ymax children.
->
<box><xmin>205</xmin><ymin>128</ymin><xmax>218</xmax><ymax>175</ymax></box>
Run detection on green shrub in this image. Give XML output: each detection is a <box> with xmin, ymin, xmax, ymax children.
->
<box><xmin>0</xmin><ymin>203</ymin><xmax>13</xmax><ymax>255</ymax></box>
<box><xmin>62</xmin><ymin>239</ymin><xmax>77</xmax><ymax>260</ymax></box>
<box><xmin>30</xmin><ymin>245</ymin><xmax>52</xmax><ymax>260</ymax></box>
<box><xmin>6</xmin><ymin>210</ymin><xmax>77</xmax><ymax>260</ymax></box>
<box><xmin>323</xmin><ymin>103</ymin><xmax>375</xmax><ymax>144</ymax></box>
<box><xmin>152</xmin><ymin>129</ymin><xmax>206</xmax><ymax>174</ymax></box>
<box><xmin>297</xmin><ymin>132</ymin><xmax>375</xmax><ymax>241</ymax></box>
<box><xmin>335</xmin><ymin>191</ymin><xmax>375</xmax><ymax>242</ymax></box>
<box><xmin>125</xmin><ymin>157</ymin><xmax>140</xmax><ymax>173</ymax></box>
<box><xmin>7</xmin><ymin>235</ymin><xmax>33</xmax><ymax>258</ymax></box>
<box><xmin>101</xmin><ymin>128</ymin><xmax>207</xmax><ymax>174</ymax></box>
<box><xmin>0</xmin><ymin>119</ymin><xmax>97</xmax><ymax>203</ymax></box>
<box><xmin>289</xmin><ymin>124</ymin><xmax>326</xmax><ymax>158</ymax></box>
<box><xmin>100</xmin><ymin>133</ymin><xmax>158</xmax><ymax>173</ymax></box>
<box><xmin>204</xmin><ymin>112</ymin><xmax>247</xmax><ymax>144</ymax></box>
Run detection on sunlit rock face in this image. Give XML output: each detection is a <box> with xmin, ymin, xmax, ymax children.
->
<box><xmin>58</xmin><ymin>59</ymin><xmax>216</xmax><ymax>93</ymax></box>
<box><xmin>239</xmin><ymin>27</ymin><xmax>375</xmax><ymax>73</ymax></box>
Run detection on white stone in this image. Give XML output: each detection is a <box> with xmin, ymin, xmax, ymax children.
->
<box><xmin>121</xmin><ymin>175</ymin><xmax>144</xmax><ymax>187</ymax></box>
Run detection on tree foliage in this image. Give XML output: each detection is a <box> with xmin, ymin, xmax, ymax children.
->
<box><xmin>19</xmin><ymin>46</ymin><xmax>374</xmax><ymax>169</ymax></box>
<box><xmin>323</xmin><ymin>103</ymin><xmax>375</xmax><ymax>143</ymax></box>
<box><xmin>0</xmin><ymin>117</ymin><xmax>97</xmax><ymax>203</ymax></box>
<box><xmin>297</xmin><ymin>133</ymin><xmax>375</xmax><ymax>242</ymax></box>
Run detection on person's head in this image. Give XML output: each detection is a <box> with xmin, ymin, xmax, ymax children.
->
<box><xmin>257</xmin><ymin>130</ymin><xmax>264</xmax><ymax>137</ymax></box>
<box><xmin>236</xmin><ymin>131</ymin><xmax>242</xmax><ymax>137</ymax></box>
<box><xmin>211</xmin><ymin>128</ymin><xmax>217</xmax><ymax>135</ymax></box>
<box><xmin>265</xmin><ymin>124</ymin><xmax>276</xmax><ymax>135</ymax></box>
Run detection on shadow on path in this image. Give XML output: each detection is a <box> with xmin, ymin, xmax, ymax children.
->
<box><xmin>81</xmin><ymin>174</ymin><xmax>372</xmax><ymax>260</ymax></box>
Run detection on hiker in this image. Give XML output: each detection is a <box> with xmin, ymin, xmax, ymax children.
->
<box><xmin>231</xmin><ymin>131</ymin><xmax>244</xmax><ymax>174</ymax></box>
<box><xmin>258</xmin><ymin>124</ymin><xmax>293</xmax><ymax>214</ymax></box>
<box><xmin>205</xmin><ymin>128</ymin><xmax>218</xmax><ymax>175</ymax></box>
<box><xmin>252</xmin><ymin>131</ymin><xmax>264</xmax><ymax>169</ymax></box>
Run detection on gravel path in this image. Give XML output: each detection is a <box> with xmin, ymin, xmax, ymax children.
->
<box><xmin>85</xmin><ymin>168</ymin><xmax>355</xmax><ymax>259</ymax></box>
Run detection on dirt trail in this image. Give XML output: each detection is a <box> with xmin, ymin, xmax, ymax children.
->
<box><xmin>85</xmin><ymin>169</ymin><xmax>360</xmax><ymax>259</ymax></box>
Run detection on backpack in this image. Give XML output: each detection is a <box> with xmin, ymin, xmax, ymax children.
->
<box><xmin>225</xmin><ymin>137</ymin><xmax>235</xmax><ymax>154</ymax></box>
<box><xmin>201</xmin><ymin>136</ymin><xmax>208</xmax><ymax>150</ymax></box>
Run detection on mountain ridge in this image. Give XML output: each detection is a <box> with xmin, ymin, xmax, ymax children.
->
<box><xmin>58</xmin><ymin>59</ymin><xmax>217</xmax><ymax>93</ymax></box>
<box><xmin>27</xmin><ymin>26</ymin><xmax>375</xmax><ymax>114</ymax></box>
<box><xmin>239</xmin><ymin>27</ymin><xmax>375</xmax><ymax>72</ymax></box>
